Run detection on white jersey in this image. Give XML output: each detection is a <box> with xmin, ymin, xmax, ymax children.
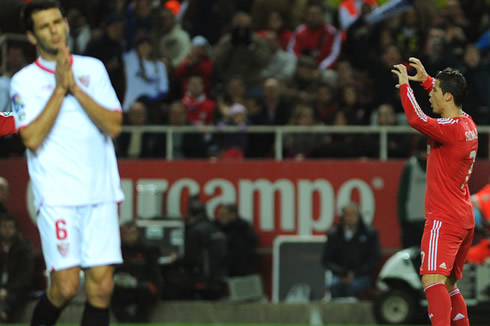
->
<box><xmin>10</xmin><ymin>55</ymin><xmax>125</xmax><ymax>209</ymax></box>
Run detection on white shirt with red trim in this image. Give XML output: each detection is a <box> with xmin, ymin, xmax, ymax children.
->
<box><xmin>10</xmin><ymin>55</ymin><xmax>124</xmax><ymax>208</ymax></box>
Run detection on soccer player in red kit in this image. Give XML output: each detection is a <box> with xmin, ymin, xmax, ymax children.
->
<box><xmin>392</xmin><ymin>58</ymin><xmax>477</xmax><ymax>326</ymax></box>
<box><xmin>0</xmin><ymin>113</ymin><xmax>15</xmax><ymax>136</ymax></box>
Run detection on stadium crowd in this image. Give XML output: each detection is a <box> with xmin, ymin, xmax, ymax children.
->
<box><xmin>0</xmin><ymin>0</ymin><xmax>488</xmax><ymax>160</ymax></box>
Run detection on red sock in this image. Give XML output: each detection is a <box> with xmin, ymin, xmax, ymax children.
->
<box><xmin>449</xmin><ymin>288</ymin><xmax>469</xmax><ymax>326</ymax></box>
<box><xmin>424</xmin><ymin>282</ymin><xmax>451</xmax><ymax>326</ymax></box>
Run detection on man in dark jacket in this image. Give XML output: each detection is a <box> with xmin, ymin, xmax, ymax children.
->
<box><xmin>0</xmin><ymin>214</ymin><xmax>33</xmax><ymax>322</ymax></box>
<box><xmin>164</xmin><ymin>196</ymin><xmax>227</xmax><ymax>300</ymax></box>
<box><xmin>111</xmin><ymin>222</ymin><xmax>161</xmax><ymax>322</ymax></box>
<box><xmin>321</xmin><ymin>202</ymin><xmax>380</xmax><ymax>299</ymax></box>
<box><xmin>216</xmin><ymin>203</ymin><xmax>259</xmax><ymax>277</ymax></box>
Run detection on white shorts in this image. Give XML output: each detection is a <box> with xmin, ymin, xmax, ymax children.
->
<box><xmin>38</xmin><ymin>202</ymin><xmax>123</xmax><ymax>272</ymax></box>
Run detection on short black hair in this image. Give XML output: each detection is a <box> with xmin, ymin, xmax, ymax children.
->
<box><xmin>435</xmin><ymin>68</ymin><xmax>467</xmax><ymax>108</ymax></box>
<box><xmin>0</xmin><ymin>213</ymin><xmax>19</xmax><ymax>227</ymax></box>
<box><xmin>21</xmin><ymin>0</ymin><xmax>64</xmax><ymax>33</ymax></box>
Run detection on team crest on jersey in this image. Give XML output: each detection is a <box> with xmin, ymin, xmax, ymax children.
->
<box><xmin>57</xmin><ymin>243</ymin><xmax>69</xmax><ymax>257</ymax></box>
<box><xmin>11</xmin><ymin>94</ymin><xmax>24</xmax><ymax>113</ymax></box>
<box><xmin>78</xmin><ymin>75</ymin><xmax>90</xmax><ymax>88</ymax></box>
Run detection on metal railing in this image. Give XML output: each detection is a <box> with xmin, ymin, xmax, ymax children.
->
<box><xmin>120</xmin><ymin>125</ymin><xmax>490</xmax><ymax>161</ymax></box>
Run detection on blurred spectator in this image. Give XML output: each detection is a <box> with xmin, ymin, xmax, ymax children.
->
<box><xmin>419</xmin><ymin>27</ymin><xmax>459</xmax><ymax>76</ymax></box>
<box><xmin>459</xmin><ymin>44</ymin><xmax>490</xmax><ymax>125</ymax></box>
<box><xmin>316</xmin><ymin>110</ymin><xmax>363</xmax><ymax>159</ymax></box>
<box><xmin>175</xmin><ymin>36</ymin><xmax>214</xmax><ymax>96</ymax></box>
<box><xmin>397</xmin><ymin>136</ymin><xmax>427</xmax><ymax>249</ymax></box>
<box><xmin>213</xmin><ymin>12</ymin><xmax>272</xmax><ymax>89</ymax></box>
<box><xmin>116</xmin><ymin>100</ymin><xmax>165</xmax><ymax>158</ymax></box>
<box><xmin>152</xmin><ymin>7</ymin><xmax>192</xmax><ymax>67</ymax></box>
<box><xmin>339</xmin><ymin>83</ymin><xmax>368</xmax><ymax>124</ymax></box>
<box><xmin>122</xmin><ymin>32</ymin><xmax>169</xmax><ymax>112</ymax></box>
<box><xmin>259</xmin><ymin>31</ymin><xmax>296</xmax><ymax>81</ymax></box>
<box><xmin>247</xmin><ymin>78</ymin><xmax>292</xmax><ymax>158</ymax></box>
<box><xmin>256</xmin><ymin>10</ymin><xmax>293</xmax><ymax>51</ymax></box>
<box><xmin>216</xmin><ymin>203</ymin><xmax>259</xmax><ymax>277</ymax></box>
<box><xmin>338</xmin><ymin>0</ymin><xmax>377</xmax><ymax>31</ymax></box>
<box><xmin>393</xmin><ymin>7</ymin><xmax>425</xmax><ymax>58</ymax></box>
<box><xmin>214</xmin><ymin>77</ymin><xmax>247</xmax><ymax>123</ymax></box>
<box><xmin>0</xmin><ymin>214</ymin><xmax>33</xmax><ymax>322</ymax></box>
<box><xmin>181</xmin><ymin>75</ymin><xmax>216</xmax><ymax>125</ymax></box>
<box><xmin>475</xmin><ymin>27</ymin><xmax>490</xmax><ymax>53</ymax></box>
<box><xmin>255</xmin><ymin>78</ymin><xmax>292</xmax><ymax>126</ymax></box>
<box><xmin>314</xmin><ymin>83</ymin><xmax>338</xmax><ymax>125</ymax></box>
<box><xmin>217</xmin><ymin>104</ymin><xmax>249</xmax><ymax>159</ymax></box>
<box><xmin>321</xmin><ymin>202</ymin><xmax>380</xmax><ymax>299</ymax></box>
<box><xmin>66</xmin><ymin>8</ymin><xmax>91</xmax><ymax>55</ymax></box>
<box><xmin>283</xmin><ymin>55</ymin><xmax>331</xmax><ymax>105</ymax></box>
<box><xmin>166</xmin><ymin>101</ymin><xmax>208</xmax><ymax>159</ymax></box>
<box><xmin>0</xmin><ymin>177</ymin><xmax>8</xmax><ymax>214</ymax></box>
<box><xmin>288</xmin><ymin>2</ymin><xmax>342</xmax><ymax>70</ymax></box>
<box><xmin>181</xmin><ymin>0</ymin><xmax>234</xmax><ymax>45</ymax></box>
<box><xmin>362</xmin><ymin>103</ymin><xmax>410</xmax><ymax>158</ymax></box>
<box><xmin>164</xmin><ymin>196</ymin><xmax>228</xmax><ymax>300</ymax></box>
<box><xmin>0</xmin><ymin>45</ymin><xmax>27</xmax><ymax>111</ymax></box>
<box><xmin>84</xmin><ymin>13</ymin><xmax>126</xmax><ymax>102</ymax></box>
<box><xmin>112</xmin><ymin>222</ymin><xmax>161</xmax><ymax>323</ymax></box>
<box><xmin>251</xmin><ymin>0</ymin><xmax>309</xmax><ymax>32</ymax></box>
<box><xmin>284</xmin><ymin>105</ymin><xmax>327</xmax><ymax>160</ymax></box>
<box><xmin>125</xmin><ymin>0</ymin><xmax>155</xmax><ymax>51</ymax></box>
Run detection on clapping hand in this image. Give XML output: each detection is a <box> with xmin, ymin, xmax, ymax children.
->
<box><xmin>55</xmin><ymin>45</ymin><xmax>75</xmax><ymax>93</ymax></box>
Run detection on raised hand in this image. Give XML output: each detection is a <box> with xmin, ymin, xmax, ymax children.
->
<box><xmin>407</xmin><ymin>57</ymin><xmax>428</xmax><ymax>83</ymax></box>
<box><xmin>391</xmin><ymin>64</ymin><xmax>409</xmax><ymax>89</ymax></box>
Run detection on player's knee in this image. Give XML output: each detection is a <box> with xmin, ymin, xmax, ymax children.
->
<box><xmin>421</xmin><ymin>274</ymin><xmax>447</xmax><ymax>288</ymax></box>
<box><xmin>86</xmin><ymin>274</ymin><xmax>114</xmax><ymax>300</ymax></box>
<box><xmin>50</xmin><ymin>279</ymin><xmax>80</xmax><ymax>303</ymax></box>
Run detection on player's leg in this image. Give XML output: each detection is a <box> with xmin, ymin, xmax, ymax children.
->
<box><xmin>79</xmin><ymin>202</ymin><xmax>122</xmax><ymax>326</ymax></box>
<box><xmin>420</xmin><ymin>219</ymin><xmax>452</xmax><ymax>326</ymax></box>
<box><xmin>446</xmin><ymin>228</ymin><xmax>474</xmax><ymax>326</ymax></box>
<box><xmin>31</xmin><ymin>205</ymin><xmax>83</xmax><ymax>326</ymax></box>
<box><xmin>81</xmin><ymin>265</ymin><xmax>115</xmax><ymax>326</ymax></box>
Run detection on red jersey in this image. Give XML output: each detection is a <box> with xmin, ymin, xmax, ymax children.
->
<box><xmin>400</xmin><ymin>76</ymin><xmax>478</xmax><ymax>229</ymax></box>
<box><xmin>181</xmin><ymin>94</ymin><xmax>216</xmax><ymax>125</ymax></box>
<box><xmin>0</xmin><ymin>112</ymin><xmax>15</xmax><ymax>136</ymax></box>
<box><xmin>288</xmin><ymin>24</ymin><xmax>342</xmax><ymax>70</ymax></box>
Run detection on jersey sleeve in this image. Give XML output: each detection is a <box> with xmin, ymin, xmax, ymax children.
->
<box><xmin>0</xmin><ymin>112</ymin><xmax>15</xmax><ymax>136</ymax></box>
<box><xmin>400</xmin><ymin>84</ymin><xmax>455</xmax><ymax>144</ymax></box>
<box><xmin>87</xmin><ymin>59</ymin><xmax>122</xmax><ymax>112</ymax></box>
<box><xmin>9</xmin><ymin>75</ymin><xmax>44</xmax><ymax>130</ymax></box>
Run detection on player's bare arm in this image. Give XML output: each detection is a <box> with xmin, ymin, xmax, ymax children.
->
<box><xmin>70</xmin><ymin>85</ymin><xmax>122</xmax><ymax>138</ymax></box>
<box><xmin>407</xmin><ymin>57</ymin><xmax>428</xmax><ymax>83</ymax></box>
<box><xmin>19</xmin><ymin>47</ymin><xmax>72</xmax><ymax>151</ymax></box>
<box><xmin>391</xmin><ymin>64</ymin><xmax>409</xmax><ymax>88</ymax></box>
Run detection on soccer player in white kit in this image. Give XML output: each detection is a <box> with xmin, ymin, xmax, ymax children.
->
<box><xmin>10</xmin><ymin>1</ymin><xmax>124</xmax><ymax>325</ymax></box>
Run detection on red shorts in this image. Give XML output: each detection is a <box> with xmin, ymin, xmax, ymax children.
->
<box><xmin>420</xmin><ymin>219</ymin><xmax>474</xmax><ymax>279</ymax></box>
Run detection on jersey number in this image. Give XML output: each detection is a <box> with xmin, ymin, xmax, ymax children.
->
<box><xmin>55</xmin><ymin>220</ymin><xmax>67</xmax><ymax>240</ymax></box>
<box><xmin>461</xmin><ymin>150</ymin><xmax>477</xmax><ymax>189</ymax></box>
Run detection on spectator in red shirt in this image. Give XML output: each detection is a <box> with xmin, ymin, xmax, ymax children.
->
<box><xmin>288</xmin><ymin>2</ymin><xmax>342</xmax><ymax>70</ymax></box>
<box><xmin>175</xmin><ymin>36</ymin><xmax>214</xmax><ymax>96</ymax></box>
<box><xmin>181</xmin><ymin>75</ymin><xmax>216</xmax><ymax>125</ymax></box>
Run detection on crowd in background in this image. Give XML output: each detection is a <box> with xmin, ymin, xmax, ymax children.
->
<box><xmin>0</xmin><ymin>0</ymin><xmax>489</xmax><ymax>160</ymax></box>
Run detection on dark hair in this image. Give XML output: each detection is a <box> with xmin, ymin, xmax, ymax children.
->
<box><xmin>435</xmin><ymin>68</ymin><xmax>467</xmax><ymax>108</ymax></box>
<box><xmin>21</xmin><ymin>0</ymin><xmax>64</xmax><ymax>32</ymax></box>
<box><xmin>222</xmin><ymin>203</ymin><xmax>238</xmax><ymax>215</ymax></box>
<box><xmin>0</xmin><ymin>213</ymin><xmax>19</xmax><ymax>227</ymax></box>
